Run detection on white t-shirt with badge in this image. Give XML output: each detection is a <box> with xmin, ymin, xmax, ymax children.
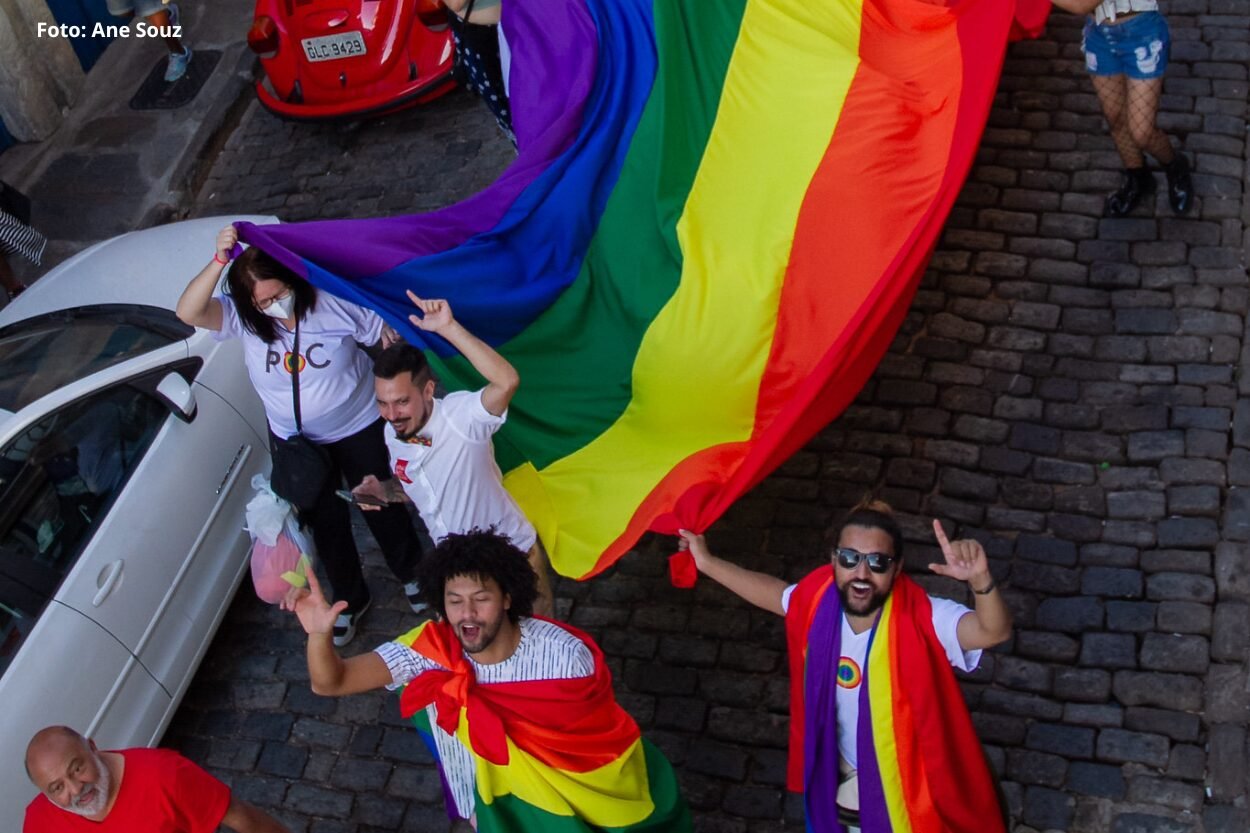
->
<box><xmin>214</xmin><ymin>293</ymin><xmax>384</xmax><ymax>443</ymax></box>
<box><xmin>385</xmin><ymin>389</ymin><xmax>537</xmax><ymax>551</ymax></box>
<box><xmin>781</xmin><ymin>585</ymin><xmax>981</xmax><ymax>768</ymax></box>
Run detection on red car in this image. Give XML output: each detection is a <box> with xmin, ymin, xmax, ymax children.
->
<box><xmin>248</xmin><ymin>0</ymin><xmax>456</xmax><ymax>120</ymax></box>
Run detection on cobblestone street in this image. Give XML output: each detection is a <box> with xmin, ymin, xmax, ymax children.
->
<box><xmin>168</xmin><ymin>5</ymin><xmax>1249</xmax><ymax>833</ymax></box>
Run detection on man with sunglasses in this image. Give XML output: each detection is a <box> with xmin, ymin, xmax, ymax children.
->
<box><xmin>678</xmin><ymin>501</ymin><xmax>1012</xmax><ymax>833</ymax></box>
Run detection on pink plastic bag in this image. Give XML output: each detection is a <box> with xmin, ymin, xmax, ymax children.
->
<box><xmin>251</xmin><ymin>531</ymin><xmax>311</xmax><ymax>604</ymax></box>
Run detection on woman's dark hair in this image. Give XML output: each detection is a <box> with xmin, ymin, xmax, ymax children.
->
<box><xmin>224</xmin><ymin>246</ymin><xmax>317</xmax><ymax>344</ymax></box>
<box><xmin>831</xmin><ymin>498</ymin><xmax>904</xmax><ymax>561</ymax></box>
<box><xmin>415</xmin><ymin>528</ymin><xmax>538</xmax><ymax>622</ymax></box>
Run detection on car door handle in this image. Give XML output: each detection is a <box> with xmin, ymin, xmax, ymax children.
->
<box><xmin>216</xmin><ymin>444</ymin><xmax>249</xmax><ymax>496</ymax></box>
<box><xmin>93</xmin><ymin>560</ymin><xmax>124</xmax><ymax>607</ymax></box>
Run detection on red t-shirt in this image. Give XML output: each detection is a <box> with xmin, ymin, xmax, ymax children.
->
<box><xmin>24</xmin><ymin>748</ymin><xmax>231</xmax><ymax>833</ymax></box>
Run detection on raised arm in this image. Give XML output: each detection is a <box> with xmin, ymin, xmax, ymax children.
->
<box><xmin>280</xmin><ymin>570</ymin><xmax>394</xmax><ymax>696</ymax></box>
<box><xmin>175</xmin><ymin>226</ymin><xmax>234</xmax><ymax>331</ymax></box>
<box><xmin>406</xmin><ymin>290</ymin><xmax>519</xmax><ymax>416</ymax></box>
<box><xmin>678</xmin><ymin>530</ymin><xmax>788</xmax><ymax>616</ymax></box>
<box><xmin>929</xmin><ymin>520</ymin><xmax>1013</xmax><ymax>651</ymax></box>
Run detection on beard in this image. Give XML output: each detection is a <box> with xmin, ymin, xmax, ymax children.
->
<box><xmin>837</xmin><ymin>580</ymin><xmax>889</xmax><ymax>618</ymax></box>
<box><xmin>63</xmin><ymin>752</ymin><xmax>111</xmax><ymax>818</ymax></box>
<box><xmin>456</xmin><ymin>617</ymin><xmax>504</xmax><ymax>655</ymax></box>
<box><xmin>391</xmin><ymin>398</ymin><xmax>433</xmax><ymax>442</ymax></box>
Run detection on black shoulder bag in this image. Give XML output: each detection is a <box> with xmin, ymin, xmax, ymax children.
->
<box><xmin>268</xmin><ymin>320</ymin><xmax>332</xmax><ymax>513</ymax></box>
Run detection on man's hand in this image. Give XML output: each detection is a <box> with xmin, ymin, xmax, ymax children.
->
<box><xmin>280</xmin><ymin>568</ymin><xmax>346</xmax><ymax>634</ymax></box>
<box><xmin>928</xmin><ymin>519</ymin><xmax>993</xmax><ymax>592</ymax></box>
<box><xmin>352</xmin><ymin>474</ymin><xmax>390</xmax><ymax>512</ymax></box>
<box><xmin>677</xmin><ymin>529</ymin><xmax>712</xmax><ymax>572</ymax></box>
<box><xmin>216</xmin><ymin>226</ymin><xmax>238</xmax><ymax>263</ymax></box>
<box><xmin>407</xmin><ymin>290</ymin><xmax>455</xmax><ymax>334</ymax></box>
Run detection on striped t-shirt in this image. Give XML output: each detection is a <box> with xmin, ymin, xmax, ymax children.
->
<box><xmin>376</xmin><ymin>617</ymin><xmax>594</xmax><ymax>817</ymax></box>
<box><xmin>0</xmin><ymin>208</ymin><xmax>46</xmax><ymax>265</ymax></box>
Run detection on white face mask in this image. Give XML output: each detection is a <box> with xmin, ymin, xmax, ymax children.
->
<box><xmin>261</xmin><ymin>296</ymin><xmax>292</xmax><ymax>320</ymax></box>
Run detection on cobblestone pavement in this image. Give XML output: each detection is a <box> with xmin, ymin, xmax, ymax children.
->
<box><xmin>172</xmin><ymin>6</ymin><xmax>1248</xmax><ymax>832</ymax></box>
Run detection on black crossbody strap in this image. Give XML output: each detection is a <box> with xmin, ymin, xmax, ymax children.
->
<box><xmin>291</xmin><ymin>319</ymin><xmax>303</xmax><ymax>434</ymax></box>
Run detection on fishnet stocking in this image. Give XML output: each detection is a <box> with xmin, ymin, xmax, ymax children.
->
<box><xmin>1091</xmin><ymin>74</ymin><xmax>1175</xmax><ymax>168</ymax></box>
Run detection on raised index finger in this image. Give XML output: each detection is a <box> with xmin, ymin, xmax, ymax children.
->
<box><xmin>405</xmin><ymin>289</ymin><xmax>425</xmax><ymax>308</ymax></box>
<box><xmin>932</xmin><ymin>518</ymin><xmax>953</xmax><ymax>555</ymax></box>
<box><xmin>305</xmin><ymin>566</ymin><xmax>324</xmax><ymax>599</ymax></box>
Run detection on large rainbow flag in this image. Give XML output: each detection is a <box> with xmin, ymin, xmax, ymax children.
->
<box><xmin>238</xmin><ymin>0</ymin><xmax>1049</xmax><ymax>580</ymax></box>
<box><xmin>393</xmin><ymin>619</ymin><xmax>691</xmax><ymax>831</ymax></box>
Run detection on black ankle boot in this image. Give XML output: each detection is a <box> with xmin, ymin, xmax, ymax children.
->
<box><xmin>1106</xmin><ymin>167</ymin><xmax>1155</xmax><ymax>217</ymax></box>
<box><xmin>1165</xmin><ymin>153</ymin><xmax>1193</xmax><ymax>215</ymax></box>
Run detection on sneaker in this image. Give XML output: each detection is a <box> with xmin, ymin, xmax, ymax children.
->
<box><xmin>164</xmin><ymin>45</ymin><xmax>192</xmax><ymax>83</ymax></box>
<box><xmin>332</xmin><ymin>595</ymin><xmax>372</xmax><ymax>647</ymax></box>
<box><xmin>404</xmin><ymin>581</ymin><xmax>429</xmax><ymax>614</ymax></box>
<box><xmin>1105</xmin><ymin>167</ymin><xmax>1155</xmax><ymax>217</ymax></box>
<box><xmin>1165</xmin><ymin>153</ymin><xmax>1193</xmax><ymax>215</ymax></box>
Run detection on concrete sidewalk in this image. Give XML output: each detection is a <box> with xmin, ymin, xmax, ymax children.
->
<box><xmin>0</xmin><ymin>0</ymin><xmax>256</xmax><ymax>285</ymax></box>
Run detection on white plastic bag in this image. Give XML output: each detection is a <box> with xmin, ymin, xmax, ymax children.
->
<box><xmin>245</xmin><ymin>474</ymin><xmax>291</xmax><ymax>547</ymax></box>
<box><xmin>246</xmin><ymin>475</ymin><xmax>316</xmax><ymax>603</ymax></box>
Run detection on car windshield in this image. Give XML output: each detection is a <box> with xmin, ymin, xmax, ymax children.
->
<box><xmin>0</xmin><ymin>306</ymin><xmax>191</xmax><ymax>413</ymax></box>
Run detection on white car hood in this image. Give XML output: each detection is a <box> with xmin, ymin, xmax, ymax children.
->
<box><xmin>0</xmin><ymin>215</ymin><xmax>279</xmax><ymax>327</ymax></box>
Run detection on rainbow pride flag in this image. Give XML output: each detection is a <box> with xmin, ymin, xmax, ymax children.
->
<box><xmin>393</xmin><ymin>620</ymin><xmax>690</xmax><ymax>832</ymax></box>
<box><xmin>238</xmin><ymin>0</ymin><xmax>1048</xmax><ymax>580</ymax></box>
<box><xmin>785</xmin><ymin>567</ymin><xmax>1005</xmax><ymax>832</ymax></box>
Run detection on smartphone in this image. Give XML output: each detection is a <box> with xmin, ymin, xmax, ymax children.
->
<box><xmin>334</xmin><ymin>489</ymin><xmax>389</xmax><ymax>508</ymax></box>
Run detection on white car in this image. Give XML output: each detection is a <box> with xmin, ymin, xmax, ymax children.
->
<box><xmin>0</xmin><ymin>217</ymin><xmax>277</xmax><ymax>825</ymax></box>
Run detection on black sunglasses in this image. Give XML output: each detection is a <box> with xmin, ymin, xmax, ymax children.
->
<box><xmin>833</xmin><ymin>547</ymin><xmax>897</xmax><ymax>574</ymax></box>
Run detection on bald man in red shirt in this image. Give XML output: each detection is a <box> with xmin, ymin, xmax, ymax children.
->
<box><xmin>23</xmin><ymin>726</ymin><xmax>288</xmax><ymax>833</ymax></box>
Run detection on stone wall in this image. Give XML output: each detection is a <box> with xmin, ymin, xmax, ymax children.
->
<box><xmin>0</xmin><ymin>0</ymin><xmax>83</xmax><ymax>140</ymax></box>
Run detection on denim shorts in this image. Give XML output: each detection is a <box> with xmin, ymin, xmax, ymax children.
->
<box><xmin>106</xmin><ymin>0</ymin><xmax>169</xmax><ymax>18</ymax></box>
<box><xmin>1082</xmin><ymin>11</ymin><xmax>1170</xmax><ymax>80</ymax></box>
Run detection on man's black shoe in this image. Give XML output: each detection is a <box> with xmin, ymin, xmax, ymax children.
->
<box><xmin>1106</xmin><ymin>167</ymin><xmax>1155</xmax><ymax>217</ymax></box>
<box><xmin>1165</xmin><ymin>153</ymin><xmax>1193</xmax><ymax>215</ymax></box>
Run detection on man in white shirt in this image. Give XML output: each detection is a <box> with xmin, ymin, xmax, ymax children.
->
<box><xmin>353</xmin><ymin>291</ymin><xmax>553</xmax><ymax>616</ymax></box>
<box><xmin>677</xmin><ymin>501</ymin><xmax>1013</xmax><ymax>833</ymax></box>
<box><xmin>280</xmin><ymin>530</ymin><xmax>690</xmax><ymax>832</ymax></box>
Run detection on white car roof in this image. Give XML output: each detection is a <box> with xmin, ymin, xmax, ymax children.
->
<box><xmin>0</xmin><ymin>215</ymin><xmax>279</xmax><ymax>327</ymax></box>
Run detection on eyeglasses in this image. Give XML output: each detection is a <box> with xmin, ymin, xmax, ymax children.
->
<box><xmin>833</xmin><ymin>547</ymin><xmax>897</xmax><ymax>574</ymax></box>
<box><xmin>255</xmin><ymin>289</ymin><xmax>291</xmax><ymax>310</ymax></box>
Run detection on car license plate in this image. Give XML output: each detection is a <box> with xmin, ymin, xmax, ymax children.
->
<box><xmin>301</xmin><ymin>31</ymin><xmax>366</xmax><ymax>62</ymax></box>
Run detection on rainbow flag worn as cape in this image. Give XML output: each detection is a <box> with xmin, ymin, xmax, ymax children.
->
<box><xmin>394</xmin><ymin>619</ymin><xmax>691</xmax><ymax>832</ymax></box>
<box><xmin>237</xmin><ymin>0</ymin><xmax>1049</xmax><ymax>581</ymax></box>
<box><xmin>784</xmin><ymin>567</ymin><xmax>1005</xmax><ymax>833</ymax></box>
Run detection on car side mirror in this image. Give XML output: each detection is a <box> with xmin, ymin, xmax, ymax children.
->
<box><xmin>155</xmin><ymin>372</ymin><xmax>197</xmax><ymax>422</ymax></box>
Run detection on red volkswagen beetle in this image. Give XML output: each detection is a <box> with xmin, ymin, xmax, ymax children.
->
<box><xmin>248</xmin><ymin>0</ymin><xmax>456</xmax><ymax>120</ymax></box>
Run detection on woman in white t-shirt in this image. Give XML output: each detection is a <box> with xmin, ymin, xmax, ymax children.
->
<box><xmin>177</xmin><ymin>226</ymin><xmax>426</xmax><ymax>646</ymax></box>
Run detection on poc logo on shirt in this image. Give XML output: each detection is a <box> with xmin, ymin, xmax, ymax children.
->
<box><xmin>266</xmin><ymin>344</ymin><xmax>330</xmax><ymax>373</ymax></box>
